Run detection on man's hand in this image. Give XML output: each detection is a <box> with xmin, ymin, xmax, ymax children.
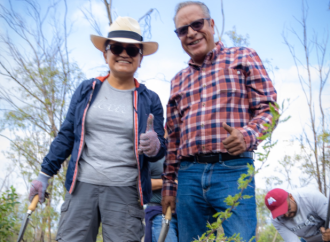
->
<box><xmin>320</xmin><ymin>227</ymin><xmax>330</xmax><ymax>241</ymax></box>
<box><xmin>161</xmin><ymin>195</ymin><xmax>176</xmax><ymax>215</ymax></box>
<box><xmin>29</xmin><ymin>172</ymin><xmax>51</xmax><ymax>204</ymax></box>
<box><xmin>222</xmin><ymin>122</ymin><xmax>247</xmax><ymax>156</ymax></box>
<box><xmin>138</xmin><ymin>114</ymin><xmax>160</xmax><ymax>157</ymax></box>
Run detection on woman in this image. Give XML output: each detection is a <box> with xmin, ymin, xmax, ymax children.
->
<box><xmin>29</xmin><ymin>16</ymin><xmax>166</xmax><ymax>242</ymax></box>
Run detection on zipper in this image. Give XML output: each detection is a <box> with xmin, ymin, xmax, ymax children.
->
<box><xmin>133</xmin><ymin>90</ymin><xmax>143</xmax><ymax>208</ymax></box>
<box><xmin>69</xmin><ymin>81</ymin><xmax>96</xmax><ymax>194</ymax></box>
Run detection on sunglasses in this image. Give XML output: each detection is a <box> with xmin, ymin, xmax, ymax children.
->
<box><xmin>174</xmin><ymin>18</ymin><xmax>210</xmax><ymax>37</ymax></box>
<box><xmin>106</xmin><ymin>44</ymin><xmax>142</xmax><ymax>57</ymax></box>
<box><xmin>278</xmin><ymin>198</ymin><xmax>295</xmax><ymax>219</ymax></box>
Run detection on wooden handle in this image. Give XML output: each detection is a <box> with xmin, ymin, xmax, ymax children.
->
<box><xmin>165</xmin><ymin>206</ymin><xmax>172</xmax><ymax>220</ymax></box>
<box><xmin>28</xmin><ymin>195</ymin><xmax>39</xmax><ymax>211</ymax></box>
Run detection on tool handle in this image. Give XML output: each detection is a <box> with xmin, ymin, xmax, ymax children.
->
<box><xmin>28</xmin><ymin>195</ymin><xmax>39</xmax><ymax>211</ymax></box>
<box><xmin>165</xmin><ymin>206</ymin><xmax>172</xmax><ymax>220</ymax></box>
<box><xmin>326</xmin><ymin>194</ymin><xmax>330</xmax><ymax>229</ymax></box>
<box><xmin>325</xmin><ymin>195</ymin><xmax>330</xmax><ymax>242</ymax></box>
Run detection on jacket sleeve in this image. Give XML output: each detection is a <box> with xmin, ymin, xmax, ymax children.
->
<box><xmin>236</xmin><ymin>48</ymin><xmax>278</xmax><ymax>150</ymax></box>
<box><xmin>272</xmin><ymin>218</ymin><xmax>301</xmax><ymax>242</ymax></box>
<box><xmin>144</xmin><ymin>91</ymin><xmax>166</xmax><ymax>162</ymax></box>
<box><xmin>309</xmin><ymin>190</ymin><xmax>328</xmax><ymax>221</ymax></box>
<box><xmin>41</xmin><ymin>83</ymin><xmax>83</xmax><ymax>176</ymax></box>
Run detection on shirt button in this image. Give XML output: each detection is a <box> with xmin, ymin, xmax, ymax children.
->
<box><xmin>203</xmin><ymin>84</ymin><xmax>206</xmax><ymax>88</ymax></box>
<box><xmin>237</xmin><ymin>70</ymin><xmax>241</xmax><ymax>74</ymax></box>
<box><xmin>202</xmin><ymin>146</ymin><xmax>205</xmax><ymax>149</ymax></box>
<box><xmin>202</xmin><ymin>103</ymin><xmax>205</xmax><ymax>107</ymax></box>
<box><xmin>202</xmin><ymin>68</ymin><xmax>205</xmax><ymax>71</ymax></box>
<box><xmin>201</xmin><ymin>123</ymin><xmax>204</xmax><ymax>128</ymax></box>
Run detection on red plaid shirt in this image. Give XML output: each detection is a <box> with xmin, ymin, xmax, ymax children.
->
<box><xmin>162</xmin><ymin>42</ymin><xmax>277</xmax><ymax>197</ymax></box>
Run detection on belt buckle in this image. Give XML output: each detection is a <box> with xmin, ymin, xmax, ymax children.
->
<box><xmin>195</xmin><ymin>155</ymin><xmax>199</xmax><ymax>163</ymax></box>
<box><xmin>218</xmin><ymin>153</ymin><xmax>223</xmax><ymax>163</ymax></box>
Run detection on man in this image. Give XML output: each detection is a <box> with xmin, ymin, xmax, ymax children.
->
<box><xmin>265</xmin><ymin>188</ymin><xmax>330</xmax><ymax>242</ymax></box>
<box><xmin>144</xmin><ymin>129</ymin><xmax>178</xmax><ymax>242</ymax></box>
<box><xmin>144</xmin><ymin>156</ymin><xmax>179</xmax><ymax>242</ymax></box>
<box><xmin>161</xmin><ymin>1</ymin><xmax>277</xmax><ymax>242</ymax></box>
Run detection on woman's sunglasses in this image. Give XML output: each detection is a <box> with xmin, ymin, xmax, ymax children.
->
<box><xmin>174</xmin><ymin>18</ymin><xmax>210</xmax><ymax>37</ymax></box>
<box><xmin>106</xmin><ymin>44</ymin><xmax>142</xmax><ymax>57</ymax></box>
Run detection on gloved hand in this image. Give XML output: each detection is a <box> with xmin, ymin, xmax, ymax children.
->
<box><xmin>138</xmin><ymin>114</ymin><xmax>160</xmax><ymax>157</ymax></box>
<box><xmin>29</xmin><ymin>172</ymin><xmax>51</xmax><ymax>204</ymax></box>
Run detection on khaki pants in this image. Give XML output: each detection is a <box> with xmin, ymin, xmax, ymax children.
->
<box><xmin>56</xmin><ymin>181</ymin><xmax>145</xmax><ymax>242</ymax></box>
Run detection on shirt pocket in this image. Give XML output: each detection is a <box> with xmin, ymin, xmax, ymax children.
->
<box><xmin>214</xmin><ymin>68</ymin><xmax>247</xmax><ymax>95</ymax></box>
<box><xmin>175</xmin><ymin>86</ymin><xmax>201</xmax><ymax>117</ymax></box>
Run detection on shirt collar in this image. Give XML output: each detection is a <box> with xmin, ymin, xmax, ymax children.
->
<box><xmin>188</xmin><ymin>41</ymin><xmax>224</xmax><ymax>69</ymax></box>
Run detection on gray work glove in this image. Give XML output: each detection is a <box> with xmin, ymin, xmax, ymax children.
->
<box><xmin>138</xmin><ymin>114</ymin><xmax>161</xmax><ymax>157</ymax></box>
<box><xmin>29</xmin><ymin>172</ymin><xmax>51</xmax><ymax>204</ymax></box>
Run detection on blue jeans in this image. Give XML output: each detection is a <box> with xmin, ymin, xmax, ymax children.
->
<box><xmin>151</xmin><ymin>214</ymin><xmax>178</xmax><ymax>242</ymax></box>
<box><xmin>176</xmin><ymin>158</ymin><xmax>256</xmax><ymax>242</ymax></box>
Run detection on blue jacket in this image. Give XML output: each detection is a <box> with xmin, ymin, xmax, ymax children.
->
<box><xmin>41</xmin><ymin>75</ymin><xmax>166</xmax><ymax>206</ymax></box>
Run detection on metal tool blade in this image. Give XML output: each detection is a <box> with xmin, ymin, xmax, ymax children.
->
<box><xmin>16</xmin><ymin>212</ymin><xmax>30</xmax><ymax>242</ymax></box>
<box><xmin>157</xmin><ymin>222</ymin><xmax>170</xmax><ymax>242</ymax></box>
<box><xmin>157</xmin><ymin>206</ymin><xmax>172</xmax><ymax>242</ymax></box>
<box><xmin>17</xmin><ymin>195</ymin><xmax>39</xmax><ymax>242</ymax></box>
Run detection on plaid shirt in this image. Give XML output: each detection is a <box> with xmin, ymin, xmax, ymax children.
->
<box><xmin>162</xmin><ymin>42</ymin><xmax>277</xmax><ymax>197</ymax></box>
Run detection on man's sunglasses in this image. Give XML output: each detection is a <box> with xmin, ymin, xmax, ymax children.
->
<box><xmin>106</xmin><ymin>44</ymin><xmax>142</xmax><ymax>57</ymax></box>
<box><xmin>278</xmin><ymin>198</ymin><xmax>295</xmax><ymax>219</ymax></box>
<box><xmin>174</xmin><ymin>18</ymin><xmax>210</xmax><ymax>37</ymax></box>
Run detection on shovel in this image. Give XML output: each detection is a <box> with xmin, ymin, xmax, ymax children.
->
<box><xmin>17</xmin><ymin>195</ymin><xmax>39</xmax><ymax>242</ymax></box>
<box><xmin>157</xmin><ymin>206</ymin><xmax>172</xmax><ymax>242</ymax></box>
<box><xmin>325</xmin><ymin>193</ymin><xmax>330</xmax><ymax>242</ymax></box>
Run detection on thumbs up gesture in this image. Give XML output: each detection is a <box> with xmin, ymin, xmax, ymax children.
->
<box><xmin>222</xmin><ymin>122</ymin><xmax>247</xmax><ymax>156</ymax></box>
<box><xmin>138</xmin><ymin>114</ymin><xmax>161</xmax><ymax>157</ymax></box>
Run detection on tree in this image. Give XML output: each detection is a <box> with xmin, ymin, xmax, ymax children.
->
<box><xmin>282</xmin><ymin>0</ymin><xmax>330</xmax><ymax>195</ymax></box>
<box><xmin>0</xmin><ymin>0</ymin><xmax>84</xmax><ymax>241</ymax></box>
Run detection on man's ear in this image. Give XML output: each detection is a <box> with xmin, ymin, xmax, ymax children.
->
<box><xmin>210</xmin><ymin>19</ymin><xmax>215</xmax><ymax>35</ymax></box>
<box><xmin>289</xmin><ymin>193</ymin><xmax>295</xmax><ymax>201</ymax></box>
<box><xmin>103</xmin><ymin>51</ymin><xmax>108</xmax><ymax>64</ymax></box>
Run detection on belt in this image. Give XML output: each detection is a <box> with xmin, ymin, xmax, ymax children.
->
<box><xmin>146</xmin><ymin>202</ymin><xmax>161</xmax><ymax>207</ymax></box>
<box><xmin>182</xmin><ymin>152</ymin><xmax>254</xmax><ymax>164</ymax></box>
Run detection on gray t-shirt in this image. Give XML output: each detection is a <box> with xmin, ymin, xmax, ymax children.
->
<box><xmin>77</xmin><ymin>81</ymin><xmax>137</xmax><ymax>186</ymax></box>
<box><xmin>149</xmin><ymin>157</ymin><xmax>165</xmax><ymax>204</ymax></box>
<box><xmin>271</xmin><ymin>188</ymin><xmax>328</xmax><ymax>242</ymax></box>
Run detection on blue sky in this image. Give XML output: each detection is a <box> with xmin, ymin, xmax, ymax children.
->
<box><xmin>0</xmin><ymin>0</ymin><xmax>330</xmax><ymax>193</ymax></box>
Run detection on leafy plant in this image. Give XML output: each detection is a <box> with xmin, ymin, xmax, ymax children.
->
<box><xmin>0</xmin><ymin>186</ymin><xmax>19</xmax><ymax>241</ymax></box>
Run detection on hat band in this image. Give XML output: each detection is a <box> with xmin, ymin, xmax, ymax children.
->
<box><xmin>107</xmin><ymin>30</ymin><xmax>143</xmax><ymax>41</ymax></box>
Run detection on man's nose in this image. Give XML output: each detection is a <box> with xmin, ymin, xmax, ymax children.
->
<box><xmin>187</xmin><ymin>26</ymin><xmax>197</xmax><ymax>38</ymax></box>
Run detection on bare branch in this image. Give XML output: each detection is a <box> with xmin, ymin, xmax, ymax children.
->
<box><xmin>103</xmin><ymin>0</ymin><xmax>112</xmax><ymax>26</ymax></box>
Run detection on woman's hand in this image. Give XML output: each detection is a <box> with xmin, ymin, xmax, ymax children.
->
<box><xmin>138</xmin><ymin>114</ymin><xmax>160</xmax><ymax>157</ymax></box>
<box><xmin>29</xmin><ymin>172</ymin><xmax>51</xmax><ymax>204</ymax></box>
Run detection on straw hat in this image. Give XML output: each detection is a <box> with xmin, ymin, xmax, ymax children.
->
<box><xmin>90</xmin><ymin>16</ymin><xmax>158</xmax><ymax>56</ymax></box>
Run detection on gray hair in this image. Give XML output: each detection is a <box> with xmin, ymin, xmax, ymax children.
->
<box><xmin>173</xmin><ymin>1</ymin><xmax>211</xmax><ymax>24</ymax></box>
